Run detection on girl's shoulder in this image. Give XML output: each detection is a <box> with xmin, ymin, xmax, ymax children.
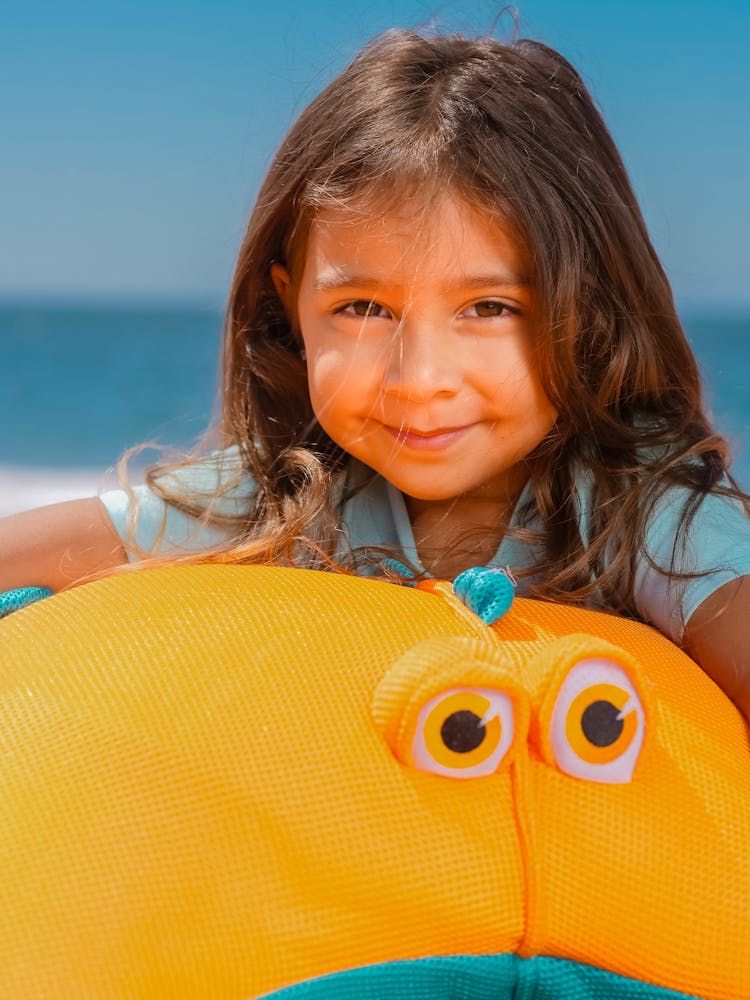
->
<box><xmin>153</xmin><ymin>445</ymin><xmax>253</xmax><ymax>500</ymax></box>
<box><xmin>635</xmin><ymin>478</ymin><xmax>750</xmax><ymax>642</ymax></box>
<box><xmin>100</xmin><ymin>448</ymin><xmax>361</xmax><ymax>562</ymax></box>
<box><xmin>99</xmin><ymin>446</ymin><xmax>256</xmax><ymax>560</ymax></box>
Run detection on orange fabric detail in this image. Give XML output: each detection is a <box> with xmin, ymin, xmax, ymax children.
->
<box><xmin>372</xmin><ymin>636</ymin><xmax>530</xmax><ymax>772</ymax></box>
<box><xmin>531</xmin><ymin>634</ymin><xmax>650</xmax><ymax>774</ymax></box>
<box><xmin>0</xmin><ymin>566</ymin><xmax>747</xmax><ymax>998</ymax></box>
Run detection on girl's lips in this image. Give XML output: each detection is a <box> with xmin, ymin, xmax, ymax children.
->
<box><xmin>382</xmin><ymin>424</ymin><xmax>472</xmax><ymax>450</ymax></box>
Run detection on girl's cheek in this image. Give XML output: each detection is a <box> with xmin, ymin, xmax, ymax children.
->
<box><xmin>311</xmin><ymin>345</ymin><xmax>351</xmax><ymax>380</ymax></box>
<box><xmin>312</xmin><ymin>340</ymin><xmax>380</xmax><ymax>384</ymax></box>
<box><xmin>306</xmin><ymin>349</ymin><xmax>371</xmax><ymax>418</ymax></box>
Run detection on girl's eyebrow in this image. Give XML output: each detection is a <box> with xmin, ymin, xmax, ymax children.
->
<box><xmin>444</xmin><ymin>273</ymin><xmax>532</xmax><ymax>293</ymax></box>
<box><xmin>313</xmin><ymin>269</ymin><xmax>373</xmax><ymax>292</ymax></box>
<box><xmin>312</xmin><ymin>269</ymin><xmax>531</xmax><ymax>293</ymax></box>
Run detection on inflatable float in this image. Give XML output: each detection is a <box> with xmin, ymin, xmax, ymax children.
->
<box><xmin>0</xmin><ymin>565</ymin><xmax>748</xmax><ymax>997</ymax></box>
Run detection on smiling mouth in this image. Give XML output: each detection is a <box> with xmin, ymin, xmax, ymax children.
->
<box><xmin>383</xmin><ymin>424</ymin><xmax>472</xmax><ymax>450</ymax></box>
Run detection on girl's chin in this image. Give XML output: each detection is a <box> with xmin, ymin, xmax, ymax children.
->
<box><xmin>377</xmin><ymin>466</ymin><xmax>530</xmax><ymax>507</ymax></box>
<box><xmin>381</xmin><ymin>476</ymin><xmax>503</xmax><ymax>505</ymax></box>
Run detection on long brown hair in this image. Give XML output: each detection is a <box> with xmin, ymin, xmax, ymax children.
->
<box><xmin>134</xmin><ymin>28</ymin><xmax>744</xmax><ymax>620</ymax></box>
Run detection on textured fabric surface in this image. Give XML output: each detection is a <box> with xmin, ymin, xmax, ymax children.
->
<box><xmin>453</xmin><ymin>566</ymin><xmax>516</xmax><ymax>624</ymax></box>
<box><xmin>0</xmin><ymin>566</ymin><xmax>748</xmax><ymax>998</ymax></box>
<box><xmin>261</xmin><ymin>955</ymin><xmax>701</xmax><ymax>999</ymax></box>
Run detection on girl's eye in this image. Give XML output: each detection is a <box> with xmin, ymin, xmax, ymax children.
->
<box><xmin>339</xmin><ymin>300</ymin><xmax>390</xmax><ymax>319</ymax></box>
<box><xmin>465</xmin><ymin>300</ymin><xmax>514</xmax><ymax>318</ymax></box>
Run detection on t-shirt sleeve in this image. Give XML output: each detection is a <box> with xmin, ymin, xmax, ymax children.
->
<box><xmin>99</xmin><ymin>447</ymin><xmax>256</xmax><ymax>561</ymax></box>
<box><xmin>634</xmin><ymin>487</ymin><xmax>750</xmax><ymax>643</ymax></box>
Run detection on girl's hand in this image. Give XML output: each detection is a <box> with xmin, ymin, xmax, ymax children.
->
<box><xmin>0</xmin><ymin>497</ymin><xmax>127</xmax><ymax>593</ymax></box>
<box><xmin>684</xmin><ymin>575</ymin><xmax>750</xmax><ymax>725</ymax></box>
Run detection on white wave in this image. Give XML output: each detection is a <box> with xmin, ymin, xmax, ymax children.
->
<box><xmin>0</xmin><ymin>466</ymin><xmax>121</xmax><ymax>518</ymax></box>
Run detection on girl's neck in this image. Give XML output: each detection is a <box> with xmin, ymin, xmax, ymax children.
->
<box><xmin>404</xmin><ymin>493</ymin><xmax>517</xmax><ymax>579</ymax></box>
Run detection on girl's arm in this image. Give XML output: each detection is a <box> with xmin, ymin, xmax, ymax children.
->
<box><xmin>0</xmin><ymin>498</ymin><xmax>127</xmax><ymax>593</ymax></box>
<box><xmin>683</xmin><ymin>575</ymin><xmax>750</xmax><ymax>724</ymax></box>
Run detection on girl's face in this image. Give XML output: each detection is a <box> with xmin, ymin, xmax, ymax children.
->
<box><xmin>273</xmin><ymin>193</ymin><xmax>557</xmax><ymax>505</ymax></box>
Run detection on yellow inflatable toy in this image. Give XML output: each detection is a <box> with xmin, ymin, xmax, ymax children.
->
<box><xmin>1</xmin><ymin>565</ymin><xmax>749</xmax><ymax>998</ymax></box>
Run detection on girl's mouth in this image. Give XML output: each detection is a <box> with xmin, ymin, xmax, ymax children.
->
<box><xmin>382</xmin><ymin>424</ymin><xmax>473</xmax><ymax>450</ymax></box>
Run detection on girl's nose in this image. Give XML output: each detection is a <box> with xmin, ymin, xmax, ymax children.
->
<box><xmin>381</xmin><ymin>321</ymin><xmax>461</xmax><ymax>401</ymax></box>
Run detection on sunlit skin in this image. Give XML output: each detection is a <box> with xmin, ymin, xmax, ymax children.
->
<box><xmin>272</xmin><ymin>194</ymin><xmax>558</xmax><ymax>576</ymax></box>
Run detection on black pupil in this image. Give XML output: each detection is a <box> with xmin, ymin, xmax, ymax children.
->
<box><xmin>441</xmin><ymin>710</ymin><xmax>486</xmax><ymax>753</ymax></box>
<box><xmin>581</xmin><ymin>700</ymin><xmax>624</xmax><ymax>747</ymax></box>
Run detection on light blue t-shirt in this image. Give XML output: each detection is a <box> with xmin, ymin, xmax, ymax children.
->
<box><xmin>100</xmin><ymin>447</ymin><xmax>750</xmax><ymax>644</ymax></box>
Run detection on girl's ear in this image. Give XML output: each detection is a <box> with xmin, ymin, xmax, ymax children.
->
<box><xmin>271</xmin><ymin>263</ymin><xmax>303</xmax><ymax>350</ymax></box>
<box><xmin>270</xmin><ymin>262</ymin><xmax>294</xmax><ymax>315</ymax></box>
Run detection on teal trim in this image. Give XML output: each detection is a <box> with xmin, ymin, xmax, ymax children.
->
<box><xmin>0</xmin><ymin>586</ymin><xmax>53</xmax><ymax>619</ymax></box>
<box><xmin>261</xmin><ymin>954</ymin><xmax>701</xmax><ymax>999</ymax></box>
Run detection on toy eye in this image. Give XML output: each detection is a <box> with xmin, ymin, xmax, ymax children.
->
<box><xmin>412</xmin><ymin>686</ymin><xmax>515</xmax><ymax>779</ymax></box>
<box><xmin>549</xmin><ymin>659</ymin><xmax>645</xmax><ymax>783</ymax></box>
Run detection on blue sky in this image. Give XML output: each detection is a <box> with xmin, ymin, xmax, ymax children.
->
<box><xmin>2</xmin><ymin>0</ymin><xmax>748</xmax><ymax>311</ymax></box>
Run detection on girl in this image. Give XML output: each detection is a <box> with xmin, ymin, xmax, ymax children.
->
<box><xmin>2</xmin><ymin>29</ymin><xmax>750</xmax><ymax>720</ymax></box>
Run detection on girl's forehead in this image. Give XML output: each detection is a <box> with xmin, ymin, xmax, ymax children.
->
<box><xmin>310</xmin><ymin>192</ymin><xmax>486</xmax><ymax>241</ymax></box>
<box><xmin>302</xmin><ymin>192</ymin><xmax>529</xmax><ymax>277</ymax></box>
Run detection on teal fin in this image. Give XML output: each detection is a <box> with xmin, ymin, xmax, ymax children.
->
<box><xmin>261</xmin><ymin>954</ymin><xmax>701</xmax><ymax>999</ymax></box>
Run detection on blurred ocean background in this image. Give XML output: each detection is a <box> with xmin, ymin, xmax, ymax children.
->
<box><xmin>1</xmin><ymin>303</ymin><xmax>748</xmax><ymax>516</ymax></box>
<box><xmin>0</xmin><ymin>303</ymin><xmax>222</xmax><ymax>514</ymax></box>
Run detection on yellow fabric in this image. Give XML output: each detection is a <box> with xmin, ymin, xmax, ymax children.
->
<box><xmin>0</xmin><ymin>565</ymin><xmax>748</xmax><ymax>998</ymax></box>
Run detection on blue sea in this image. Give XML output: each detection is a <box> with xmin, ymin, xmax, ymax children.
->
<box><xmin>1</xmin><ymin>303</ymin><xmax>749</xmax><ymax>512</ymax></box>
<box><xmin>1</xmin><ymin>303</ymin><xmax>222</xmax><ymax>467</ymax></box>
